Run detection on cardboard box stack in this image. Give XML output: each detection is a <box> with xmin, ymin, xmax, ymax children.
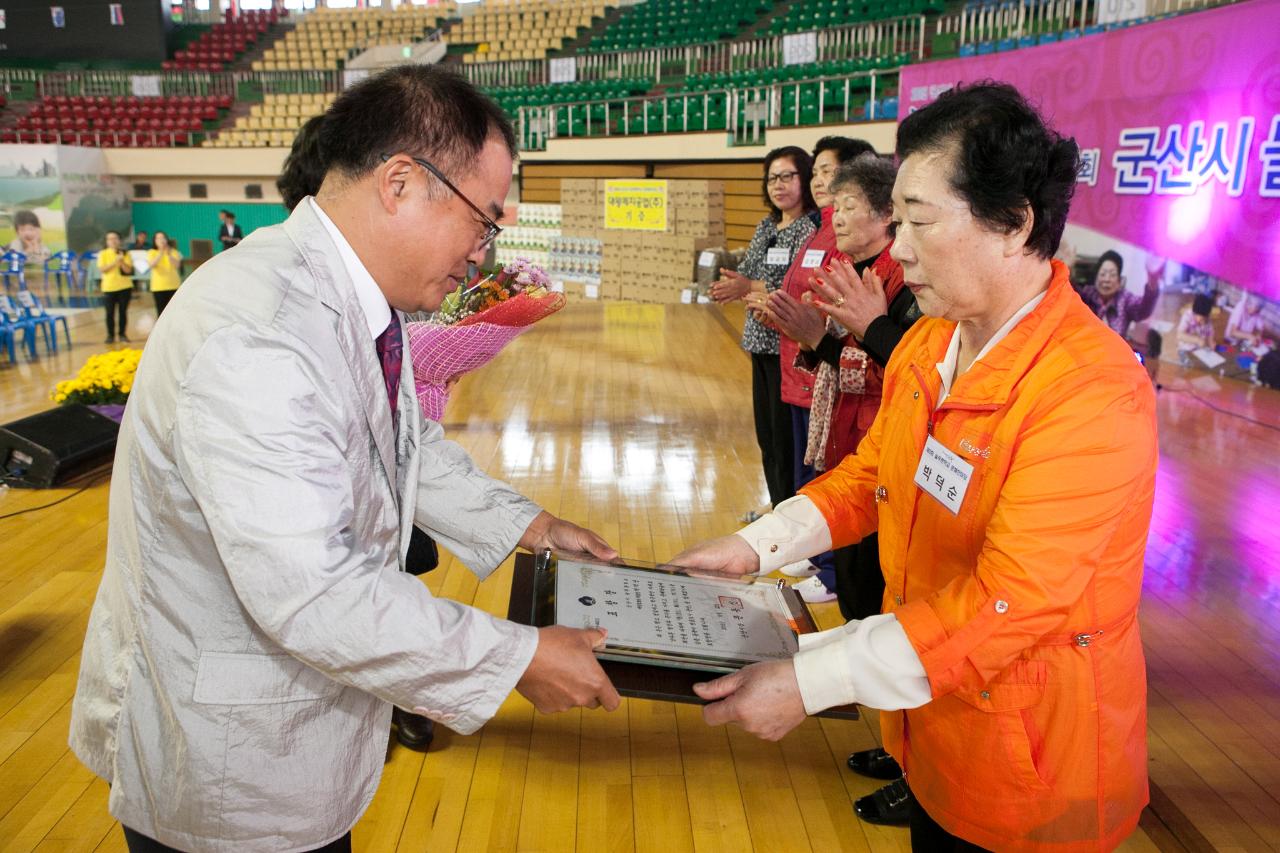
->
<box><xmin>556</xmin><ymin>179</ymin><xmax>604</xmax><ymax>297</ymax></box>
<box><xmin>554</xmin><ymin>177</ymin><xmax>728</xmax><ymax>302</ymax></box>
<box><xmin>560</xmin><ymin>178</ymin><xmax>601</xmax><ymax>239</ymax></box>
<box><xmin>548</xmin><ymin>236</ymin><xmax>602</xmax><ymax>297</ymax></box>
<box><xmin>606</xmin><ymin>179</ymin><xmax>726</xmax><ymax>303</ymax></box>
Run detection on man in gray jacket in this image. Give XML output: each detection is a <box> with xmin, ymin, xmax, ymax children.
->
<box><xmin>69</xmin><ymin>66</ymin><xmax>619</xmax><ymax>852</ymax></box>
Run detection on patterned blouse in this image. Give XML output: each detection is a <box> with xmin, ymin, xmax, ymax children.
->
<box><xmin>737</xmin><ymin>212</ymin><xmax>818</xmax><ymax>355</ymax></box>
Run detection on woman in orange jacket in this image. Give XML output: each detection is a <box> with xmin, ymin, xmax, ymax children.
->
<box><xmin>672</xmin><ymin>82</ymin><xmax>1158</xmax><ymax>852</ymax></box>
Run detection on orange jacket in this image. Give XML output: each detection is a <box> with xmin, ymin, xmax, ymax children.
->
<box><xmin>801</xmin><ymin>261</ymin><xmax>1157</xmax><ymax>851</ymax></box>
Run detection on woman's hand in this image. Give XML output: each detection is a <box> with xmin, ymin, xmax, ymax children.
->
<box><xmin>810</xmin><ymin>259</ymin><xmax>888</xmax><ymax>340</ymax></box>
<box><xmin>744</xmin><ymin>291</ymin><xmax>778</xmax><ymax>329</ymax></box>
<box><xmin>693</xmin><ymin>660</ymin><xmax>808</xmax><ymax>741</ymax></box>
<box><xmin>768</xmin><ymin>290</ymin><xmax>826</xmax><ymax>350</ymax></box>
<box><xmin>710</xmin><ymin>269</ymin><xmax>755</xmax><ymax>303</ymax></box>
<box><xmin>667</xmin><ymin>534</ymin><xmax>760</xmax><ymax>576</ymax></box>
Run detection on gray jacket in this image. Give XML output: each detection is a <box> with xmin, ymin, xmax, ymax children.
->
<box><xmin>69</xmin><ymin>201</ymin><xmax>541</xmax><ymax>851</ymax></box>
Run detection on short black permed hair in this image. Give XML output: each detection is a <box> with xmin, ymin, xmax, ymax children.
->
<box><xmin>279</xmin><ymin>114</ymin><xmax>328</xmax><ymax>211</ymax></box>
<box><xmin>895</xmin><ymin>81</ymin><xmax>1080</xmax><ymax>259</ymax></box>
<box><xmin>813</xmin><ymin>136</ymin><xmax>877</xmax><ymax>164</ymax></box>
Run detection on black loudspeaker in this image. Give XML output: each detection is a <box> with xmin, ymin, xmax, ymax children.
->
<box><xmin>0</xmin><ymin>405</ymin><xmax>120</xmax><ymax>488</ymax></box>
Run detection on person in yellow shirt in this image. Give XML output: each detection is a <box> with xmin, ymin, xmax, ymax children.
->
<box><xmin>146</xmin><ymin>231</ymin><xmax>184</xmax><ymax>317</ymax></box>
<box><xmin>97</xmin><ymin>231</ymin><xmax>133</xmax><ymax>343</ymax></box>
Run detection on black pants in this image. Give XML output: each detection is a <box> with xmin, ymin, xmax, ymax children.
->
<box><xmin>835</xmin><ymin>533</ymin><xmax>886</xmax><ymax>621</ymax></box>
<box><xmin>911</xmin><ymin>793</ymin><xmax>991</xmax><ymax>851</ymax></box>
<box><xmin>153</xmin><ymin>290</ymin><xmax>175</xmax><ymax>317</ymax></box>
<box><xmin>750</xmin><ymin>351</ymin><xmax>793</xmax><ymax>507</ymax></box>
<box><xmin>104</xmin><ymin>289</ymin><xmax>131</xmax><ymax>337</ymax></box>
<box><xmin>123</xmin><ymin>825</ymin><xmax>351</xmax><ymax>852</ymax></box>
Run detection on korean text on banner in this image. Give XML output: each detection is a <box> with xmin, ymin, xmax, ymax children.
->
<box><xmin>604</xmin><ymin>180</ymin><xmax>669</xmax><ymax>231</ymax></box>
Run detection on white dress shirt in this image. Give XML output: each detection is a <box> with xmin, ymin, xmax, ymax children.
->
<box><xmin>310</xmin><ymin>196</ymin><xmax>392</xmax><ymax>340</ymax></box>
<box><xmin>736</xmin><ymin>290</ymin><xmax>1048</xmax><ymax>714</ymax></box>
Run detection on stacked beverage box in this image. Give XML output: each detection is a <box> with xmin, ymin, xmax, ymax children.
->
<box><xmin>559</xmin><ymin>178</ymin><xmax>602</xmax><ymax>240</ymax></box>
<box><xmin>493</xmin><ymin>203</ymin><xmax>562</xmax><ymax>270</ymax></box>
<box><xmin>558</xmin><ymin>178</ymin><xmax>727</xmax><ymax>303</ymax></box>
<box><xmin>612</xmin><ymin>180</ymin><xmax>726</xmax><ymax>303</ymax></box>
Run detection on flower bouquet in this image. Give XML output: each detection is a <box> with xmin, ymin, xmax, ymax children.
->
<box><xmin>406</xmin><ymin>258</ymin><xmax>565</xmax><ymax>421</ymax></box>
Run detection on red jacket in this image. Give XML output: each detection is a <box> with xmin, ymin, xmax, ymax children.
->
<box><xmin>780</xmin><ymin>207</ymin><xmax>841</xmax><ymax>407</ymax></box>
<box><xmin>821</xmin><ymin>245</ymin><xmax>905</xmax><ymax>470</ymax></box>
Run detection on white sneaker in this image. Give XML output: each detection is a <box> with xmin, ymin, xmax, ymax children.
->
<box><xmin>795</xmin><ymin>575</ymin><xmax>836</xmax><ymax>604</ymax></box>
<box><xmin>779</xmin><ymin>559</ymin><xmax>820</xmax><ymax>578</ymax></box>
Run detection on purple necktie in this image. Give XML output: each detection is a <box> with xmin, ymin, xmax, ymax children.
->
<box><xmin>374</xmin><ymin>311</ymin><xmax>402</xmax><ymax>421</ymax></box>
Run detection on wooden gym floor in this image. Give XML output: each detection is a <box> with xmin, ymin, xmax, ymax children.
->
<box><xmin>0</xmin><ymin>300</ymin><xmax>1277</xmax><ymax>852</ymax></box>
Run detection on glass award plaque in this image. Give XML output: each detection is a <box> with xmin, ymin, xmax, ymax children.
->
<box><xmin>530</xmin><ymin>550</ymin><xmax>820</xmax><ymax>673</ymax></box>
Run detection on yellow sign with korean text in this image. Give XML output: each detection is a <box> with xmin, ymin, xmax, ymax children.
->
<box><xmin>603</xmin><ymin>179</ymin><xmax>668</xmax><ymax>231</ymax></box>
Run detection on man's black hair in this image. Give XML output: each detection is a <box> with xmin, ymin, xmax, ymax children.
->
<box><xmin>318</xmin><ymin>64</ymin><xmax>517</xmax><ymax>182</ymax></box>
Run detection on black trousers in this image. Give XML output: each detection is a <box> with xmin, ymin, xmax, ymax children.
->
<box><xmin>123</xmin><ymin>826</ymin><xmax>351</xmax><ymax>853</ymax></box>
<box><xmin>153</xmin><ymin>290</ymin><xmax>175</xmax><ymax>317</ymax></box>
<box><xmin>834</xmin><ymin>533</ymin><xmax>886</xmax><ymax>621</ymax></box>
<box><xmin>750</xmin><ymin>351</ymin><xmax>794</xmax><ymax>508</ymax></box>
<box><xmin>104</xmin><ymin>289</ymin><xmax>131</xmax><ymax>336</ymax></box>
<box><xmin>910</xmin><ymin>793</ymin><xmax>992</xmax><ymax>852</ymax></box>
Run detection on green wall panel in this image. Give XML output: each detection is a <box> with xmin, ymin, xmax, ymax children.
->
<box><xmin>129</xmin><ymin>201</ymin><xmax>288</xmax><ymax>257</ymax></box>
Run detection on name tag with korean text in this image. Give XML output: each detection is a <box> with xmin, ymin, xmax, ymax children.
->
<box><xmin>766</xmin><ymin>247</ymin><xmax>790</xmax><ymax>266</ymax></box>
<box><xmin>913</xmin><ymin>435</ymin><xmax>974</xmax><ymax>515</ymax></box>
<box><xmin>800</xmin><ymin>249</ymin><xmax>825</xmax><ymax>268</ymax></box>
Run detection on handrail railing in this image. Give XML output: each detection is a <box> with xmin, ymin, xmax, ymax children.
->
<box><xmin>462</xmin><ymin>14</ymin><xmax>926</xmax><ymax>89</ymax></box>
<box><xmin>515</xmin><ymin>68</ymin><xmax>900</xmax><ymax>150</ymax></box>
<box><xmin>33</xmin><ymin>69</ymin><xmax>341</xmax><ymax>99</ymax></box>
<box><xmin>463</xmin><ymin>0</ymin><xmax>1235</xmax><ymax>87</ymax></box>
<box><xmin>1</xmin><ymin>128</ymin><xmax>214</xmax><ymax>147</ymax></box>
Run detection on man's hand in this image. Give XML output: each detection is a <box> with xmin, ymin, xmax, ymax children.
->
<box><xmin>667</xmin><ymin>534</ymin><xmax>759</xmax><ymax>576</ymax></box>
<box><xmin>516</xmin><ymin>626</ymin><xmax>621</xmax><ymax>714</ymax></box>
<box><xmin>710</xmin><ymin>269</ymin><xmax>754</xmax><ymax>304</ymax></box>
<box><xmin>809</xmin><ymin>260</ymin><xmax>888</xmax><ymax>340</ymax></box>
<box><xmin>768</xmin><ymin>290</ymin><xmax>826</xmax><ymax>349</ymax></box>
<box><xmin>693</xmin><ymin>660</ymin><xmax>807</xmax><ymax>741</ymax></box>
<box><xmin>519</xmin><ymin>510</ymin><xmax>618</xmax><ymax>561</ymax></box>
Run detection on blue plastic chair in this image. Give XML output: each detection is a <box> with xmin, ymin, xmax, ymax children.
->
<box><xmin>1</xmin><ymin>250</ymin><xmax>26</xmax><ymax>294</ymax></box>
<box><xmin>0</xmin><ymin>294</ymin><xmax>39</xmax><ymax>360</ymax></box>
<box><xmin>74</xmin><ymin>251</ymin><xmax>99</xmax><ymax>307</ymax></box>
<box><xmin>44</xmin><ymin>250</ymin><xmax>78</xmax><ymax>306</ymax></box>
<box><xmin>0</xmin><ymin>322</ymin><xmax>13</xmax><ymax>365</ymax></box>
<box><xmin>14</xmin><ymin>289</ymin><xmax>71</xmax><ymax>353</ymax></box>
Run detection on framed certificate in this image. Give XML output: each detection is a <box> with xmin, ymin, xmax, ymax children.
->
<box><xmin>530</xmin><ymin>550</ymin><xmax>819</xmax><ymax>673</ymax></box>
<box><xmin>508</xmin><ymin>551</ymin><xmax>857</xmax><ymax>719</ymax></box>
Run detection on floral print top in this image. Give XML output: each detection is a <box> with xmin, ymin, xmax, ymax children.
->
<box><xmin>737</xmin><ymin>212</ymin><xmax>818</xmax><ymax>355</ymax></box>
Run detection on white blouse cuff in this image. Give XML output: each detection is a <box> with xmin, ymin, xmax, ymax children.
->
<box><xmin>733</xmin><ymin>496</ymin><xmax>832</xmax><ymax>574</ymax></box>
<box><xmin>792</xmin><ymin>614</ymin><xmax>932</xmax><ymax>714</ymax></box>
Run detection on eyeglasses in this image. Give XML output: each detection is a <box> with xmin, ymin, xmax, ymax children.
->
<box><xmin>766</xmin><ymin>170</ymin><xmax>800</xmax><ymax>186</ymax></box>
<box><xmin>381</xmin><ymin>153</ymin><xmax>503</xmax><ymax>250</ymax></box>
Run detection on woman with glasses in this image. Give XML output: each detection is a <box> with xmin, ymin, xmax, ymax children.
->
<box><xmin>710</xmin><ymin>146</ymin><xmax>818</xmax><ymax>514</ymax></box>
<box><xmin>768</xmin><ymin>135</ymin><xmax>875</xmax><ymax>604</ymax></box>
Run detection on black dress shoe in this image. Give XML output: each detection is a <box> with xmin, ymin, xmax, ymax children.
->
<box><xmin>105</xmin><ymin>335</ymin><xmax>116</xmax><ymax>344</ymax></box>
<box><xmin>847</xmin><ymin>746</ymin><xmax>903</xmax><ymax>780</ymax></box>
<box><xmin>854</xmin><ymin>778</ymin><xmax>914</xmax><ymax>826</ymax></box>
<box><xmin>392</xmin><ymin>708</ymin><xmax>435</xmax><ymax>752</ymax></box>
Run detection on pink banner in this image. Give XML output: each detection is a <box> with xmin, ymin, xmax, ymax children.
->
<box><xmin>899</xmin><ymin>0</ymin><xmax>1280</xmax><ymax>300</ymax></box>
